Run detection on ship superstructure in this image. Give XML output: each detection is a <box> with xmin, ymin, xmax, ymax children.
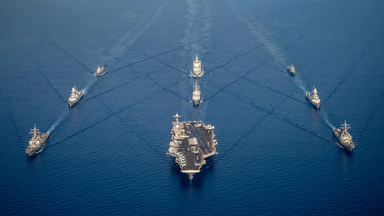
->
<box><xmin>68</xmin><ymin>85</ymin><xmax>84</xmax><ymax>107</ymax></box>
<box><xmin>305</xmin><ymin>87</ymin><xmax>321</xmax><ymax>108</ymax></box>
<box><xmin>192</xmin><ymin>82</ymin><xmax>201</xmax><ymax>106</ymax></box>
<box><xmin>95</xmin><ymin>65</ymin><xmax>105</xmax><ymax>76</ymax></box>
<box><xmin>167</xmin><ymin>113</ymin><xmax>218</xmax><ymax>180</ymax></box>
<box><xmin>190</xmin><ymin>55</ymin><xmax>203</xmax><ymax>77</ymax></box>
<box><xmin>25</xmin><ymin>125</ymin><xmax>50</xmax><ymax>156</ymax></box>
<box><xmin>333</xmin><ymin>121</ymin><xmax>355</xmax><ymax>151</ymax></box>
<box><xmin>286</xmin><ymin>64</ymin><xmax>295</xmax><ymax>74</ymax></box>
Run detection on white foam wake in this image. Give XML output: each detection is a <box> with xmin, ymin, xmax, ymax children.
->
<box><xmin>47</xmin><ymin>107</ymin><xmax>70</xmax><ymax>133</ymax></box>
<box><xmin>102</xmin><ymin>4</ymin><xmax>165</xmax><ymax>69</ymax></box>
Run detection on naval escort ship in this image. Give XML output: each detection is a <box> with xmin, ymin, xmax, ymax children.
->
<box><xmin>68</xmin><ymin>85</ymin><xmax>84</xmax><ymax>107</ymax></box>
<box><xmin>25</xmin><ymin>125</ymin><xmax>50</xmax><ymax>156</ymax></box>
<box><xmin>305</xmin><ymin>87</ymin><xmax>321</xmax><ymax>108</ymax></box>
<box><xmin>192</xmin><ymin>82</ymin><xmax>201</xmax><ymax>106</ymax></box>
<box><xmin>94</xmin><ymin>65</ymin><xmax>105</xmax><ymax>76</ymax></box>
<box><xmin>167</xmin><ymin>113</ymin><xmax>218</xmax><ymax>180</ymax></box>
<box><xmin>286</xmin><ymin>64</ymin><xmax>295</xmax><ymax>74</ymax></box>
<box><xmin>190</xmin><ymin>55</ymin><xmax>203</xmax><ymax>77</ymax></box>
<box><xmin>333</xmin><ymin>121</ymin><xmax>355</xmax><ymax>151</ymax></box>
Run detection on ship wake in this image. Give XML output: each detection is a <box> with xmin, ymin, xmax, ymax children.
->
<box><xmin>47</xmin><ymin>107</ymin><xmax>70</xmax><ymax>134</ymax></box>
<box><xmin>319</xmin><ymin>107</ymin><xmax>335</xmax><ymax>129</ymax></box>
<box><xmin>80</xmin><ymin>77</ymin><xmax>97</xmax><ymax>93</ymax></box>
<box><xmin>102</xmin><ymin>3</ymin><xmax>164</xmax><ymax>70</ymax></box>
<box><xmin>230</xmin><ymin>1</ymin><xmax>311</xmax><ymax>95</ymax></box>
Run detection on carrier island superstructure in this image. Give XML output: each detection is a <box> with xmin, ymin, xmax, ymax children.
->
<box><xmin>167</xmin><ymin>113</ymin><xmax>218</xmax><ymax>180</ymax></box>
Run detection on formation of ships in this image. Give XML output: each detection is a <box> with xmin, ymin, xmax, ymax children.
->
<box><xmin>286</xmin><ymin>63</ymin><xmax>355</xmax><ymax>151</ymax></box>
<box><xmin>26</xmin><ymin>65</ymin><xmax>104</xmax><ymax>155</ymax></box>
<box><xmin>25</xmin><ymin>56</ymin><xmax>356</xmax><ymax>180</ymax></box>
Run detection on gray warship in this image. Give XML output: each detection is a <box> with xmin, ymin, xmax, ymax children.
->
<box><xmin>305</xmin><ymin>87</ymin><xmax>321</xmax><ymax>108</ymax></box>
<box><xmin>190</xmin><ymin>55</ymin><xmax>203</xmax><ymax>77</ymax></box>
<box><xmin>94</xmin><ymin>65</ymin><xmax>105</xmax><ymax>76</ymax></box>
<box><xmin>286</xmin><ymin>64</ymin><xmax>295</xmax><ymax>74</ymax></box>
<box><xmin>68</xmin><ymin>85</ymin><xmax>84</xmax><ymax>107</ymax></box>
<box><xmin>192</xmin><ymin>82</ymin><xmax>201</xmax><ymax>106</ymax></box>
<box><xmin>25</xmin><ymin>125</ymin><xmax>50</xmax><ymax>156</ymax></box>
<box><xmin>333</xmin><ymin>121</ymin><xmax>355</xmax><ymax>151</ymax></box>
<box><xmin>167</xmin><ymin>113</ymin><xmax>218</xmax><ymax>180</ymax></box>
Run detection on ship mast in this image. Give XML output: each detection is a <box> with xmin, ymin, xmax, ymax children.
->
<box><xmin>312</xmin><ymin>86</ymin><xmax>318</xmax><ymax>98</ymax></box>
<box><xmin>30</xmin><ymin>125</ymin><xmax>40</xmax><ymax>139</ymax></box>
<box><xmin>341</xmin><ymin>120</ymin><xmax>351</xmax><ymax>133</ymax></box>
<box><xmin>173</xmin><ymin>113</ymin><xmax>182</xmax><ymax>124</ymax></box>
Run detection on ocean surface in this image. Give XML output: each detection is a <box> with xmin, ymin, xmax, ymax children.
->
<box><xmin>1</xmin><ymin>0</ymin><xmax>384</xmax><ymax>215</ymax></box>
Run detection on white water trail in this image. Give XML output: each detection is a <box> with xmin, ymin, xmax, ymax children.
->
<box><xmin>80</xmin><ymin>76</ymin><xmax>97</xmax><ymax>93</ymax></box>
<box><xmin>102</xmin><ymin>3</ymin><xmax>165</xmax><ymax>69</ymax></box>
<box><xmin>229</xmin><ymin>1</ymin><xmax>311</xmax><ymax>94</ymax></box>
<box><xmin>319</xmin><ymin>107</ymin><xmax>336</xmax><ymax>129</ymax></box>
<box><xmin>230</xmin><ymin>1</ymin><xmax>335</xmax><ymax>130</ymax></box>
<box><xmin>179</xmin><ymin>0</ymin><xmax>211</xmax><ymax>120</ymax></box>
<box><xmin>47</xmin><ymin>107</ymin><xmax>70</xmax><ymax>133</ymax></box>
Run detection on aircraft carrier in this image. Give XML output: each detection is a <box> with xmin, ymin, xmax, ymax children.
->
<box><xmin>167</xmin><ymin>113</ymin><xmax>218</xmax><ymax>180</ymax></box>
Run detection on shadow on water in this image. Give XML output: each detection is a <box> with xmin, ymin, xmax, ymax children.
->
<box><xmin>338</xmin><ymin>145</ymin><xmax>354</xmax><ymax>171</ymax></box>
<box><xmin>168</xmin><ymin>156</ymin><xmax>216</xmax><ymax>190</ymax></box>
<box><xmin>26</xmin><ymin>152</ymin><xmax>42</xmax><ymax>165</ymax></box>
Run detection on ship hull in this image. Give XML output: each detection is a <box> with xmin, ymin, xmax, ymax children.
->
<box><xmin>190</xmin><ymin>71</ymin><xmax>203</xmax><ymax>78</ymax></box>
<box><xmin>286</xmin><ymin>68</ymin><xmax>295</xmax><ymax>75</ymax></box>
<box><xmin>305</xmin><ymin>94</ymin><xmax>320</xmax><ymax>108</ymax></box>
<box><xmin>94</xmin><ymin>70</ymin><xmax>105</xmax><ymax>77</ymax></box>
<box><xmin>69</xmin><ymin>93</ymin><xmax>84</xmax><ymax>107</ymax></box>
<box><xmin>193</xmin><ymin>100</ymin><xmax>200</xmax><ymax>106</ymax></box>
<box><xmin>26</xmin><ymin>133</ymin><xmax>50</xmax><ymax>156</ymax></box>
<box><xmin>333</xmin><ymin>129</ymin><xmax>355</xmax><ymax>151</ymax></box>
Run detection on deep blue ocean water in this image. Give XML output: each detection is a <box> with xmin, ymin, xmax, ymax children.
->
<box><xmin>1</xmin><ymin>0</ymin><xmax>384</xmax><ymax>215</ymax></box>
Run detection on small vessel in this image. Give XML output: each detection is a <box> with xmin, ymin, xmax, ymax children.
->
<box><xmin>192</xmin><ymin>82</ymin><xmax>201</xmax><ymax>106</ymax></box>
<box><xmin>68</xmin><ymin>85</ymin><xmax>84</xmax><ymax>107</ymax></box>
<box><xmin>25</xmin><ymin>125</ymin><xmax>50</xmax><ymax>156</ymax></box>
<box><xmin>333</xmin><ymin>121</ymin><xmax>355</xmax><ymax>151</ymax></box>
<box><xmin>305</xmin><ymin>87</ymin><xmax>321</xmax><ymax>108</ymax></box>
<box><xmin>286</xmin><ymin>64</ymin><xmax>295</xmax><ymax>74</ymax></box>
<box><xmin>190</xmin><ymin>55</ymin><xmax>203</xmax><ymax>77</ymax></box>
<box><xmin>94</xmin><ymin>65</ymin><xmax>105</xmax><ymax>76</ymax></box>
<box><xmin>167</xmin><ymin>113</ymin><xmax>217</xmax><ymax>180</ymax></box>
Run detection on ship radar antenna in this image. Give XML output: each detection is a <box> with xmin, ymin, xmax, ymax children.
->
<box><xmin>173</xmin><ymin>113</ymin><xmax>182</xmax><ymax>124</ymax></box>
<box><xmin>30</xmin><ymin>124</ymin><xmax>40</xmax><ymax>138</ymax></box>
<box><xmin>341</xmin><ymin>120</ymin><xmax>351</xmax><ymax>132</ymax></box>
